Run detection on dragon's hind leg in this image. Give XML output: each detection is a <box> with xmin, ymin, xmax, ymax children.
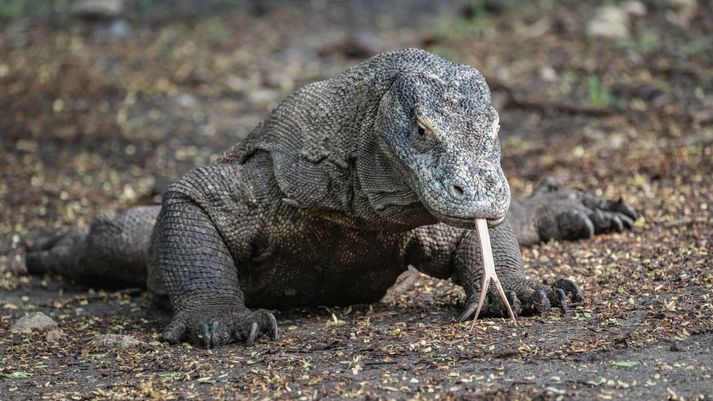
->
<box><xmin>25</xmin><ymin>206</ymin><xmax>160</xmax><ymax>288</ymax></box>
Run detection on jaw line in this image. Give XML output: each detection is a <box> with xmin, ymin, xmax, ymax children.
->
<box><xmin>426</xmin><ymin>208</ymin><xmax>506</xmax><ymax>229</ymax></box>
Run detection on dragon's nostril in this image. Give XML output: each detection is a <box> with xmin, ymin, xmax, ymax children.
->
<box><xmin>451</xmin><ymin>184</ymin><xmax>465</xmax><ymax>199</ymax></box>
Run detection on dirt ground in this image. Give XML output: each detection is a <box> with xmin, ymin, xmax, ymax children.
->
<box><xmin>1</xmin><ymin>1</ymin><xmax>712</xmax><ymax>400</ymax></box>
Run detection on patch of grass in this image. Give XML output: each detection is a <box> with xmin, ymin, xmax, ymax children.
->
<box><xmin>197</xmin><ymin>16</ymin><xmax>230</xmax><ymax>43</ymax></box>
<box><xmin>684</xmin><ymin>36</ymin><xmax>711</xmax><ymax>57</ymax></box>
<box><xmin>431</xmin><ymin>0</ymin><xmax>494</xmax><ymax>45</ymax></box>
<box><xmin>611</xmin><ymin>360</ymin><xmax>640</xmax><ymax>368</ymax></box>
<box><xmin>0</xmin><ymin>0</ymin><xmax>60</xmax><ymax>21</ymax></box>
<box><xmin>464</xmin><ymin>0</ymin><xmax>495</xmax><ymax>37</ymax></box>
<box><xmin>0</xmin><ymin>371</ymin><xmax>33</xmax><ymax>379</ymax></box>
<box><xmin>630</xmin><ymin>27</ymin><xmax>661</xmax><ymax>54</ymax></box>
<box><xmin>587</xmin><ymin>75</ymin><xmax>614</xmax><ymax>107</ymax></box>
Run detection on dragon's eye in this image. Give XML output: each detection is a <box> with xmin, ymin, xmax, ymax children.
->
<box><xmin>416</xmin><ymin>122</ymin><xmax>427</xmax><ymax>136</ymax></box>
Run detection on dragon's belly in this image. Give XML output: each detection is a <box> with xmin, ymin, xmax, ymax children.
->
<box><xmin>241</xmin><ymin>213</ymin><xmax>410</xmax><ymax>309</ymax></box>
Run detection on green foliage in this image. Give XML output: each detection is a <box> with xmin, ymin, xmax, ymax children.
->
<box><xmin>631</xmin><ymin>27</ymin><xmax>661</xmax><ymax>53</ymax></box>
<box><xmin>198</xmin><ymin>16</ymin><xmax>229</xmax><ymax>43</ymax></box>
<box><xmin>0</xmin><ymin>371</ymin><xmax>33</xmax><ymax>379</ymax></box>
<box><xmin>430</xmin><ymin>0</ymin><xmax>494</xmax><ymax>46</ymax></box>
<box><xmin>587</xmin><ymin>75</ymin><xmax>613</xmax><ymax>107</ymax></box>
<box><xmin>0</xmin><ymin>0</ymin><xmax>57</xmax><ymax>20</ymax></box>
<box><xmin>611</xmin><ymin>360</ymin><xmax>640</xmax><ymax>368</ymax></box>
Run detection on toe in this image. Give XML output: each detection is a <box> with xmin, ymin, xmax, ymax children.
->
<box><xmin>554</xmin><ymin>288</ymin><xmax>568</xmax><ymax>314</ymax></box>
<box><xmin>253</xmin><ymin>309</ymin><xmax>279</xmax><ymax>341</ymax></box>
<box><xmin>611</xmin><ymin>215</ymin><xmax>624</xmax><ymax>232</ymax></box>
<box><xmin>201</xmin><ymin>323</ymin><xmax>212</xmax><ymax>348</ymax></box>
<box><xmin>553</xmin><ymin>279</ymin><xmax>583</xmax><ymax>303</ymax></box>
<box><xmin>534</xmin><ymin>289</ymin><xmax>551</xmax><ymax>314</ymax></box>
<box><xmin>267</xmin><ymin>313</ymin><xmax>279</xmax><ymax>340</ymax></box>
<box><xmin>162</xmin><ymin>319</ymin><xmax>186</xmax><ymax>344</ymax></box>
<box><xmin>507</xmin><ymin>291</ymin><xmax>522</xmax><ymax>317</ymax></box>
<box><xmin>619</xmin><ymin>213</ymin><xmax>635</xmax><ymax>229</ymax></box>
<box><xmin>614</xmin><ymin>198</ymin><xmax>638</xmax><ymax>220</ymax></box>
<box><xmin>457</xmin><ymin>302</ymin><xmax>478</xmax><ymax>322</ymax></box>
<box><xmin>246</xmin><ymin>322</ymin><xmax>259</xmax><ymax>346</ymax></box>
<box><xmin>556</xmin><ymin>209</ymin><xmax>595</xmax><ymax>240</ymax></box>
<box><xmin>209</xmin><ymin>320</ymin><xmax>232</xmax><ymax>348</ymax></box>
<box><xmin>590</xmin><ymin>210</ymin><xmax>630</xmax><ymax>234</ymax></box>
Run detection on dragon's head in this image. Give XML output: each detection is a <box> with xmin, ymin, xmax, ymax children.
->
<box><xmin>374</xmin><ymin>66</ymin><xmax>510</xmax><ymax>229</ymax></box>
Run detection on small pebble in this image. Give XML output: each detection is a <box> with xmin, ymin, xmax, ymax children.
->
<box><xmin>90</xmin><ymin>334</ymin><xmax>148</xmax><ymax>349</ymax></box>
<box><xmin>11</xmin><ymin>312</ymin><xmax>58</xmax><ymax>334</ymax></box>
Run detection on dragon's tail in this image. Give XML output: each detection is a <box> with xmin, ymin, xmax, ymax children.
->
<box><xmin>25</xmin><ymin>206</ymin><xmax>160</xmax><ymax>288</ymax></box>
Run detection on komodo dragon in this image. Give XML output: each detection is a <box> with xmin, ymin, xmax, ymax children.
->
<box><xmin>24</xmin><ymin>49</ymin><xmax>637</xmax><ymax>348</ymax></box>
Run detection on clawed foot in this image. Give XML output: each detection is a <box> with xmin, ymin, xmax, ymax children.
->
<box><xmin>163</xmin><ymin>305</ymin><xmax>278</xmax><ymax>348</ymax></box>
<box><xmin>528</xmin><ymin>177</ymin><xmax>638</xmax><ymax>242</ymax></box>
<box><xmin>24</xmin><ymin>228</ymin><xmax>85</xmax><ymax>275</ymax></box>
<box><xmin>457</xmin><ymin>278</ymin><xmax>583</xmax><ymax>321</ymax></box>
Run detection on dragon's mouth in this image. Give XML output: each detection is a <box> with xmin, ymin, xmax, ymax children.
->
<box><xmin>427</xmin><ymin>209</ymin><xmax>506</xmax><ymax>229</ymax></box>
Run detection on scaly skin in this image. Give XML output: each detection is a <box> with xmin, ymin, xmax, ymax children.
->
<box><xmin>23</xmin><ymin>49</ymin><xmax>637</xmax><ymax>347</ymax></box>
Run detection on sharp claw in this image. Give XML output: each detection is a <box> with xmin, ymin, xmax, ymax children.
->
<box><xmin>535</xmin><ymin>290</ymin><xmax>550</xmax><ymax>314</ymax></box>
<box><xmin>555</xmin><ymin>288</ymin><xmax>568</xmax><ymax>314</ymax></box>
<box><xmin>570</xmin><ymin>283</ymin><xmax>583</xmax><ymax>304</ymax></box>
<box><xmin>616</xmin><ymin>198</ymin><xmax>638</xmax><ymax>220</ymax></box>
<box><xmin>554</xmin><ymin>279</ymin><xmax>584</xmax><ymax>303</ymax></box>
<box><xmin>268</xmin><ymin>313</ymin><xmax>279</xmax><ymax>340</ymax></box>
<box><xmin>457</xmin><ymin>301</ymin><xmax>478</xmax><ymax>322</ymax></box>
<box><xmin>620</xmin><ymin>214</ymin><xmax>634</xmax><ymax>229</ymax></box>
<box><xmin>211</xmin><ymin>320</ymin><xmax>221</xmax><ymax>347</ymax></box>
<box><xmin>202</xmin><ymin>323</ymin><xmax>212</xmax><ymax>349</ymax></box>
<box><xmin>246</xmin><ymin>322</ymin><xmax>258</xmax><ymax>346</ymax></box>
<box><xmin>507</xmin><ymin>291</ymin><xmax>522</xmax><ymax>317</ymax></box>
<box><xmin>612</xmin><ymin>215</ymin><xmax>624</xmax><ymax>232</ymax></box>
<box><xmin>582</xmin><ymin>214</ymin><xmax>595</xmax><ymax>238</ymax></box>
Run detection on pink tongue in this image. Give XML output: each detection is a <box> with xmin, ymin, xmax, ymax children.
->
<box><xmin>470</xmin><ymin>218</ymin><xmax>518</xmax><ymax>328</ymax></box>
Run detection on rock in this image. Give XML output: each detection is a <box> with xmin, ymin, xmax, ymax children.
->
<box><xmin>45</xmin><ymin>329</ymin><xmax>67</xmax><ymax>342</ymax></box>
<box><xmin>226</xmin><ymin>75</ymin><xmax>253</xmax><ymax>94</ymax></box>
<box><xmin>90</xmin><ymin>334</ymin><xmax>148</xmax><ymax>349</ymax></box>
<box><xmin>539</xmin><ymin>65</ymin><xmax>558</xmax><ymax>82</ymax></box>
<box><xmin>622</xmin><ymin>1</ymin><xmax>647</xmax><ymax>16</ymax></box>
<box><xmin>70</xmin><ymin>0</ymin><xmax>124</xmax><ymax>19</ymax></box>
<box><xmin>11</xmin><ymin>312</ymin><xmax>58</xmax><ymax>334</ymax></box>
<box><xmin>665</xmin><ymin>0</ymin><xmax>697</xmax><ymax>28</ymax></box>
<box><xmin>586</xmin><ymin>6</ymin><xmax>630</xmax><ymax>40</ymax></box>
<box><xmin>105</xmin><ymin>19</ymin><xmax>131</xmax><ymax>39</ymax></box>
<box><xmin>665</xmin><ymin>0</ymin><xmax>696</xmax><ymax>10</ymax></box>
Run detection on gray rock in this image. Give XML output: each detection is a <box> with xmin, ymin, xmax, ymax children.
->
<box><xmin>45</xmin><ymin>329</ymin><xmax>67</xmax><ymax>342</ymax></box>
<box><xmin>11</xmin><ymin>312</ymin><xmax>58</xmax><ymax>334</ymax></box>
<box><xmin>90</xmin><ymin>334</ymin><xmax>147</xmax><ymax>349</ymax></box>
<box><xmin>622</xmin><ymin>1</ymin><xmax>647</xmax><ymax>16</ymax></box>
<box><xmin>106</xmin><ymin>19</ymin><xmax>131</xmax><ymax>39</ymax></box>
<box><xmin>665</xmin><ymin>0</ymin><xmax>696</xmax><ymax>10</ymax></box>
<box><xmin>586</xmin><ymin>6</ymin><xmax>630</xmax><ymax>39</ymax></box>
<box><xmin>70</xmin><ymin>0</ymin><xmax>124</xmax><ymax>19</ymax></box>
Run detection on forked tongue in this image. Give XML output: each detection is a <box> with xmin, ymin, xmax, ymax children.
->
<box><xmin>470</xmin><ymin>218</ymin><xmax>518</xmax><ymax>328</ymax></box>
